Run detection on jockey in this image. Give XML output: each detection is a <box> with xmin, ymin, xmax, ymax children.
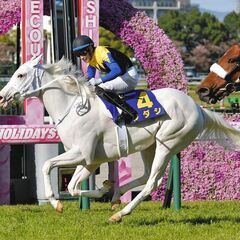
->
<box><xmin>72</xmin><ymin>35</ymin><xmax>139</xmax><ymax>124</ymax></box>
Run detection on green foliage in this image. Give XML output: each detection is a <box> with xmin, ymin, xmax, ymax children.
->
<box><xmin>158</xmin><ymin>8</ymin><xmax>228</xmax><ymax>51</ymax></box>
<box><xmin>0</xmin><ymin>62</ymin><xmax>16</xmax><ymax>76</ymax></box>
<box><xmin>224</xmin><ymin>12</ymin><xmax>240</xmax><ymax>42</ymax></box>
<box><xmin>0</xmin><ymin>201</ymin><xmax>240</xmax><ymax>240</ymax></box>
<box><xmin>201</xmin><ymin>12</ymin><xmax>228</xmax><ymax>44</ymax></box>
<box><xmin>0</xmin><ymin>29</ymin><xmax>16</xmax><ymax>46</ymax></box>
<box><xmin>158</xmin><ymin>8</ymin><xmax>237</xmax><ymax>71</ymax></box>
<box><xmin>99</xmin><ymin>27</ymin><xmax>134</xmax><ymax>57</ymax></box>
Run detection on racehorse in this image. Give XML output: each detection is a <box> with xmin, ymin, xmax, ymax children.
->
<box><xmin>1</xmin><ymin>55</ymin><xmax>240</xmax><ymax>223</ymax></box>
<box><xmin>197</xmin><ymin>44</ymin><xmax>240</xmax><ymax>104</ymax></box>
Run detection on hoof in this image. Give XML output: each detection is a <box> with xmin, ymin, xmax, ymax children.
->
<box><xmin>108</xmin><ymin>213</ymin><xmax>122</xmax><ymax>223</ymax></box>
<box><xmin>56</xmin><ymin>200</ymin><xmax>63</xmax><ymax>213</ymax></box>
<box><xmin>103</xmin><ymin>180</ymin><xmax>114</xmax><ymax>190</ymax></box>
<box><xmin>111</xmin><ymin>199</ymin><xmax>121</xmax><ymax>211</ymax></box>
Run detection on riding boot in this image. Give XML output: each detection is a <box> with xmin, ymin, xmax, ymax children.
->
<box><xmin>95</xmin><ymin>86</ymin><xmax>137</xmax><ymax>124</ymax></box>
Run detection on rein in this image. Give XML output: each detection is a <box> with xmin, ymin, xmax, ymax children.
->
<box><xmin>55</xmin><ymin>75</ymin><xmax>89</xmax><ymax>127</ymax></box>
<box><xmin>22</xmin><ymin>66</ymin><xmax>89</xmax><ymax>127</ymax></box>
<box><xmin>55</xmin><ymin>95</ymin><xmax>79</xmax><ymax>127</ymax></box>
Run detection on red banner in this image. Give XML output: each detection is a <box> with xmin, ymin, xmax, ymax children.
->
<box><xmin>0</xmin><ymin>125</ymin><xmax>60</xmax><ymax>144</ymax></box>
<box><xmin>21</xmin><ymin>0</ymin><xmax>43</xmax><ymax>63</ymax></box>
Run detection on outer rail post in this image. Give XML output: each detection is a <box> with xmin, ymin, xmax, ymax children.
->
<box><xmin>172</xmin><ymin>154</ymin><xmax>181</xmax><ymax>210</ymax></box>
<box><xmin>162</xmin><ymin>154</ymin><xmax>181</xmax><ymax>210</ymax></box>
<box><xmin>79</xmin><ymin>179</ymin><xmax>90</xmax><ymax>210</ymax></box>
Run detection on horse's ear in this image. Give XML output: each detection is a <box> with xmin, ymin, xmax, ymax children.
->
<box><xmin>31</xmin><ymin>54</ymin><xmax>43</xmax><ymax>67</ymax></box>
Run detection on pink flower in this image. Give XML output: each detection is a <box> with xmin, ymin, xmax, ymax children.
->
<box><xmin>152</xmin><ymin>114</ymin><xmax>240</xmax><ymax>201</ymax></box>
<box><xmin>0</xmin><ymin>0</ymin><xmax>21</xmax><ymax>35</ymax></box>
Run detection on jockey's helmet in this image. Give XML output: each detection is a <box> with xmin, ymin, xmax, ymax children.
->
<box><xmin>72</xmin><ymin>35</ymin><xmax>94</xmax><ymax>54</ymax></box>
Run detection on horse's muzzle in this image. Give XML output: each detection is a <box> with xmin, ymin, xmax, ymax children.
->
<box><xmin>0</xmin><ymin>91</ymin><xmax>18</xmax><ymax>108</ymax></box>
<box><xmin>196</xmin><ymin>87</ymin><xmax>211</xmax><ymax>103</ymax></box>
<box><xmin>197</xmin><ymin>87</ymin><xmax>221</xmax><ymax>104</ymax></box>
<box><xmin>0</xmin><ymin>95</ymin><xmax>9</xmax><ymax>108</ymax></box>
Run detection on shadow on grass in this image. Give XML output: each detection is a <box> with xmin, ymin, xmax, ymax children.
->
<box><xmin>133</xmin><ymin>218</ymin><xmax>165</xmax><ymax>226</ymax></box>
<box><xmin>135</xmin><ymin>216</ymin><xmax>240</xmax><ymax>226</ymax></box>
<box><xmin>180</xmin><ymin>216</ymin><xmax>240</xmax><ymax>225</ymax></box>
<box><xmin>19</xmin><ymin>207</ymin><xmax>44</xmax><ymax>213</ymax></box>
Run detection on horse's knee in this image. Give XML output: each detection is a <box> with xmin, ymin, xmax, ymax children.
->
<box><xmin>67</xmin><ymin>178</ymin><xmax>78</xmax><ymax>196</ymax></box>
<box><xmin>68</xmin><ymin>183</ymin><xmax>83</xmax><ymax>197</ymax></box>
<box><xmin>67</xmin><ymin>186</ymin><xmax>77</xmax><ymax>196</ymax></box>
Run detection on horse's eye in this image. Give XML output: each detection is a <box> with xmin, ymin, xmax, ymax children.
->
<box><xmin>18</xmin><ymin>74</ymin><xmax>24</xmax><ymax>78</ymax></box>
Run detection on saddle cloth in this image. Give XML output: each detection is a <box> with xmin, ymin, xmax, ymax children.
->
<box><xmin>99</xmin><ymin>89</ymin><xmax>166</xmax><ymax>125</ymax></box>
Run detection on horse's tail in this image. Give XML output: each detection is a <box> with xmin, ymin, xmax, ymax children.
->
<box><xmin>198</xmin><ymin>108</ymin><xmax>240</xmax><ymax>150</ymax></box>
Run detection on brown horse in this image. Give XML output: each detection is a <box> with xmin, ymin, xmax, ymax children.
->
<box><xmin>197</xmin><ymin>44</ymin><xmax>240</xmax><ymax>104</ymax></box>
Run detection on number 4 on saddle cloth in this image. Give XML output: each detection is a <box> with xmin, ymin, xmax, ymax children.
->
<box><xmin>95</xmin><ymin>86</ymin><xmax>166</xmax><ymax>125</ymax></box>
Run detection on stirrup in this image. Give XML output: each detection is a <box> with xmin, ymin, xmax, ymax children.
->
<box><xmin>116</xmin><ymin>111</ymin><xmax>137</xmax><ymax>125</ymax></box>
<box><xmin>95</xmin><ymin>85</ymin><xmax>105</xmax><ymax>96</ymax></box>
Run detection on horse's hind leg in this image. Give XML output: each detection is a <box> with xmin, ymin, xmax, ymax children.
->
<box><xmin>109</xmin><ymin>141</ymin><xmax>175</xmax><ymax>223</ymax></box>
<box><xmin>111</xmin><ymin>144</ymin><xmax>155</xmax><ymax>210</ymax></box>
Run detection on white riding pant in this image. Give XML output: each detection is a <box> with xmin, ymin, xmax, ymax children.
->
<box><xmin>99</xmin><ymin>66</ymin><xmax>139</xmax><ymax>94</ymax></box>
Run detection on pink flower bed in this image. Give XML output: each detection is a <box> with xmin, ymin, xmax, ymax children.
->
<box><xmin>0</xmin><ymin>0</ymin><xmax>21</xmax><ymax>35</ymax></box>
<box><xmin>152</xmin><ymin>114</ymin><xmax>240</xmax><ymax>201</ymax></box>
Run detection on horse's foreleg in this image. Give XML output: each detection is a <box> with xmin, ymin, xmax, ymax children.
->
<box><xmin>67</xmin><ymin>165</ymin><xmax>113</xmax><ymax>198</ymax></box>
<box><xmin>42</xmin><ymin>146</ymin><xmax>83</xmax><ymax>212</ymax></box>
<box><xmin>67</xmin><ymin>165</ymin><xmax>85</xmax><ymax>196</ymax></box>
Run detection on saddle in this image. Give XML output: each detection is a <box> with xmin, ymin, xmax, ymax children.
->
<box><xmin>95</xmin><ymin>86</ymin><xmax>166</xmax><ymax>125</ymax></box>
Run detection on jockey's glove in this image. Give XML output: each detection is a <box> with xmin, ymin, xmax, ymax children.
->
<box><xmin>89</xmin><ymin>78</ymin><xmax>102</xmax><ymax>86</ymax></box>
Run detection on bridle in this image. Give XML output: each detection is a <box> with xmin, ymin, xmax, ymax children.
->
<box><xmin>20</xmin><ymin>65</ymin><xmax>90</xmax><ymax>127</ymax></box>
<box><xmin>210</xmin><ymin>56</ymin><xmax>240</xmax><ymax>97</ymax></box>
<box><xmin>225</xmin><ymin>56</ymin><xmax>240</xmax><ymax>82</ymax></box>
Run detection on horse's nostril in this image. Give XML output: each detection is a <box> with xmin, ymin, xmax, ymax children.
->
<box><xmin>196</xmin><ymin>87</ymin><xmax>210</xmax><ymax>96</ymax></box>
<box><xmin>209</xmin><ymin>98</ymin><xmax>217</xmax><ymax>104</ymax></box>
<box><xmin>225</xmin><ymin>83</ymin><xmax>236</xmax><ymax>93</ymax></box>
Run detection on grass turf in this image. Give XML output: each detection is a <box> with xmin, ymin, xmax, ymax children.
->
<box><xmin>0</xmin><ymin>201</ymin><xmax>240</xmax><ymax>240</ymax></box>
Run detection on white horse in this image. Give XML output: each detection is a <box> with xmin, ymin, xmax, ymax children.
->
<box><xmin>1</xmin><ymin>56</ymin><xmax>240</xmax><ymax>223</ymax></box>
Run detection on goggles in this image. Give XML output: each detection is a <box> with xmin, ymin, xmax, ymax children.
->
<box><xmin>74</xmin><ymin>48</ymin><xmax>89</xmax><ymax>57</ymax></box>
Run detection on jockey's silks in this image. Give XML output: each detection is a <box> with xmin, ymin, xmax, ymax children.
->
<box><xmin>87</xmin><ymin>46</ymin><xmax>133</xmax><ymax>82</ymax></box>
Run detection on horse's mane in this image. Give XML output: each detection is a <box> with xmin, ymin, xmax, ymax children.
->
<box><xmin>43</xmin><ymin>57</ymin><xmax>94</xmax><ymax>96</ymax></box>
